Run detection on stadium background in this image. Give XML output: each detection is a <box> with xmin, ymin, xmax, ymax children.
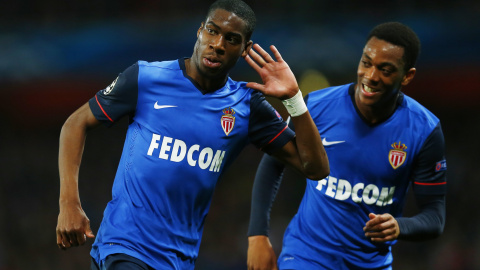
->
<box><xmin>1</xmin><ymin>0</ymin><xmax>479</xmax><ymax>269</ymax></box>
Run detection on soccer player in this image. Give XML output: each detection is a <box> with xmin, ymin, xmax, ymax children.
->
<box><xmin>55</xmin><ymin>0</ymin><xmax>329</xmax><ymax>269</ymax></box>
<box><xmin>247</xmin><ymin>22</ymin><xmax>447</xmax><ymax>270</ymax></box>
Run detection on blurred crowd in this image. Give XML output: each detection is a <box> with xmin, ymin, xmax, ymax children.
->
<box><xmin>1</xmin><ymin>1</ymin><xmax>479</xmax><ymax>269</ymax></box>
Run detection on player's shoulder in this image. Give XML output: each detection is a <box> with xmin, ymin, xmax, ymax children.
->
<box><xmin>224</xmin><ymin>77</ymin><xmax>257</xmax><ymax>99</ymax></box>
<box><xmin>226</xmin><ymin>77</ymin><xmax>249</xmax><ymax>91</ymax></box>
<box><xmin>135</xmin><ymin>60</ymin><xmax>182</xmax><ymax>82</ymax></box>
<box><xmin>401</xmin><ymin>94</ymin><xmax>440</xmax><ymax>126</ymax></box>
<box><xmin>306</xmin><ymin>83</ymin><xmax>352</xmax><ymax>103</ymax></box>
<box><xmin>137</xmin><ymin>59</ymin><xmax>181</xmax><ymax>71</ymax></box>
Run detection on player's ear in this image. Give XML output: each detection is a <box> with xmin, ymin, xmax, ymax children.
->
<box><xmin>242</xmin><ymin>40</ymin><xmax>253</xmax><ymax>58</ymax></box>
<box><xmin>401</xmin><ymin>67</ymin><xmax>416</xmax><ymax>86</ymax></box>
<box><xmin>197</xmin><ymin>22</ymin><xmax>204</xmax><ymax>38</ymax></box>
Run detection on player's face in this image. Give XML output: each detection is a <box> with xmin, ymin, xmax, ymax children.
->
<box><xmin>355</xmin><ymin>37</ymin><xmax>415</xmax><ymax>109</ymax></box>
<box><xmin>191</xmin><ymin>8</ymin><xmax>252</xmax><ymax>80</ymax></box>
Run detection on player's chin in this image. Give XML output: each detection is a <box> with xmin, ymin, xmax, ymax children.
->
<box><xmin>202</xmin><ymin>67</ymin><xmax>228</xmax><ymax>79</ymax></box>
<box><xmin>359</xmin><ymin>95</ymin><xmax>380</xmax><ymax>107</ymax></box>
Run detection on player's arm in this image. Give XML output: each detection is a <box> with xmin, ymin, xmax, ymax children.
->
<box><xmin>363</xmin><ymin>195</ymin><xmax>445</xmax><ymax>243</ymax></box>
<box><xmin>247</xmin><ymin>114</ymin><xmax>308</xmax><ymax>269</ymax></box>
<box><xmin>245</xmin><ymin>43</ymin><xmax>329</xmax><ymax>180</ymax></box>
<box><xmin>396</xmin><ymin>194</ymin><xmax>445</xmax><ymax>241</ymax></box>
<box><xmin>57</xmin><ymin>103</ymin><xmax>100</xmax><ymax>249</ymax></box>
<box><xmin>271</xmin><ymin>113</ymin><xmax>328</xmax><ymax>180</ymax></box>
<box><xmin>364</xmin><ymin>123</ymin><xmax>447</xmax><ymax>242</ymax></box>
<box><xmin>247</xmin><ymin>153</ymin><xmax>285</xmax><ymax>270</ymax></box>
<box><xmin>396</xmin><ymin>122</ymin><xmax>447</xmax><ymax>241</ymax></box>
<box><xmin>56</xmin><ymin>63</ymin><xmax>139</xmax><ymax>249</ymax></box>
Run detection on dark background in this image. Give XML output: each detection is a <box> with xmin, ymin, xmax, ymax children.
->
<box><xmin>1</xmin><ymin>1</ymin><xmax>479</xmax><ymax>269</ymax></box>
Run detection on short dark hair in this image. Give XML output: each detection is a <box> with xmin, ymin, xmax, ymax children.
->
<box><xmin>367</xmin><ymin>22</ymin><xmax>421</xmax><ymax>72</ymax></box>
<box><xmin>206</xmin><ymin>0</ymin><xmax>256</xmax><ymax>41</ymax></box>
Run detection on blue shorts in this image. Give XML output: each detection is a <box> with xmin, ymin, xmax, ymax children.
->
<box><xmin>90</xmin><ymin>253</ymin><xmax>154</xmax><ymax>270</ymax></box>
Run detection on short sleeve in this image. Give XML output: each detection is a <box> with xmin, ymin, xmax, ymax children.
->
<box><xmin>88</xmin><ymin>63</ymin><xmax>139</xmax><ymax>127</ymax></box>
<box><xmin>248</xmin><ymin>91</ymin><xmax>295</xmax><ymax>154</ymax></box>
<box><xmin>411</xmin><ymin>123</ymin><xmax>447</xmax><ymax>195</ymax></box>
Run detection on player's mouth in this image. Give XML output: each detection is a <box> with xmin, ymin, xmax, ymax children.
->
<box><xmin>203</xmin><ymin>57</ymin><xmax>222</xmax><ymax>69</ymax></box>
<box><xmin>362</xmin><ymin>84</ymin><xmax>380</xmax><ymax>96</ymax></box>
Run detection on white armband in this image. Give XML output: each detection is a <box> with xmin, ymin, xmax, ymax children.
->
<box><xmin>281</xmin><ymin>90</ymin><xmax>307</xmax><ymax>117</ymax></box>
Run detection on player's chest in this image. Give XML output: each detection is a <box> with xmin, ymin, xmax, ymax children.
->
<box><xmin>135</xmin><ymin>85</ymin><xmax>250</xmax><ymax>144</ymax></box>
<box><xmin>319</xmin><ymin>117</ymin><xmax>422</xmax><ymax>178</ymax></box>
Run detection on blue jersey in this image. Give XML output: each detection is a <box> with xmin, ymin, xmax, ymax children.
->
<box><xmin>278</xmin><ymin>83</ymin><xmax>447</xmax><ymax>269</ymax></box>
<box><xmin>88</xmin><ymin>59</ymin><xmax>294</xmax><ymax>269</ymax></box>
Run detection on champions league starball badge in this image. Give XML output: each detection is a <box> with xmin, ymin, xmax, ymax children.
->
<box><xmin>104</xmin><ymin>76</ymin><xmax>119</xmax><ymax>95</ymax></box>
<box><xmin>221</xmin><ymin>107</ymin><xmax>235</xmax><ymax>136</ymax></box>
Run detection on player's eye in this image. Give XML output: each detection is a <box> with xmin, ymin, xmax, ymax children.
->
<box><xmin>206</xmin><ymin>27</ymin><xmax>216</xmax><ymax>34</ymax></box>
<box><xmin>382</xmin><ymin>68</ymin><xmax>393</xmax><ymax>75</ymax></box>
<box><xmin>226</xmin><ymin>35</ymin><xmax>241</xmax><ymax>45</ymax></box>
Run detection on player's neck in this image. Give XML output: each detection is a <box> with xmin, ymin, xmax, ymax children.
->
<box><xmin>357</xmin><ymin>96</ymin><xmax>399</xmax><ymax>125</ymax></box>
<box><xmin>184</xmin><ymin>58</ymin><xmax>228</xmax><ymax>93</ymax></box>
<box><xmin>197</xmin><ymin>77</ymin><xmax>228</xmax><ymax>93</ymax></box>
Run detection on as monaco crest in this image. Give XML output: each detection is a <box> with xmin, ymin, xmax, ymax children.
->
<box><xmin>221</xmin><ymin>107</ymin><xmax>235</xmax><ymax>136</ymax></box>
<box><xmin>389</xmin><ymin>141</ymin><xmax>407</xmax><ymax>169</ymax></box>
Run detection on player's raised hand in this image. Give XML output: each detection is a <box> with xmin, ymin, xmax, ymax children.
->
<box><xmin>56</xmin><ymin>203</ymin><xmax>95</xmax><ymax>250</ymax></box>
<box><xmin>244</xmin><ymin>44</ymin><xmax>299</xmax><ymax>100</ymax></box>
<box><xmin>363</xmin><ymin>213</ymin><xmax>400</xmax><ymax>242</ymax></box>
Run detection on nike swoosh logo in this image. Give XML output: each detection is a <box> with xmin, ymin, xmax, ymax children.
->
<box><xmin>322</xmin><ymin>137</ymin><xmax>345</xmax><ymax>146</ymax></box>
<box><xmin>154</xmin><ymin>102</ymin><xmax>177</xmax><ymax>110</ymax></box>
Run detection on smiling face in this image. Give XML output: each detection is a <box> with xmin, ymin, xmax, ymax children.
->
<box><xmin>355</xmin><ymin>37</ymin><xmax>416</xmax><ymax>120</ymax></box>
<box><xmin>188</xmin><ymin>8</ymin><xmax>252</xmax><ymax>89</ymax></box>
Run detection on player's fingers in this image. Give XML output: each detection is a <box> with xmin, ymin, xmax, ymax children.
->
<box><xmin>365</xmin><ymin>230</ymin><xmax>384</xmax><ymax>237</ymax></box>
<box><xmin>246</xmin><ymin>82</ymin><xmax>265</xmax><ymax>92</ymax></box>
<box><xmin>61</xmin><ymin>231</ymin><xmax>72</xmax><ymax>249</ymax></box>
<box><xmin>244</xmin><ymin>55</ymin><xmax>262</xmax><ymax>74</ymax></box>
<box><xmin>366</xmin><ymin>225</ymin><xmax>396</xmax><ymax>238</ymax></box>
<box><xmin>376</xmin><ymin>216</ymin><xmax>396</xmax><ymax>230</ymax></box>
<box><xmin>365</xmin><ymin>221</ymin><xmax>393</xmax><ymax>233</ymax></box>
<box><xmin>370</xmin><ymin>237</ymin><xmax>388</xmax><ymax>243</ymax></box>
<box><xmin>86</xmin><ymin>231</ymin><xmax>95</xmax><ymax>238</ymax></box>
<box><xmin>364</xmin><ymin>219</ymin><xmax>381</xmax><ymax>231</ymax></box>
<box><xmin>377</xmin><ymin>213</ymin><xmax>394</xmax><ymax>222</ymax></box>
<box><xmin>68</xmin><ymin>231</ymin><xmax>80</xmax><ymax>246</ymax></box>
<box><xmin>248</xmin><ymin>48</ymin><xmax>267</xmax><ymax>67</ymax></box>
<box><xmin>370</xmin><ymin>220</ymin><xmax>389</xmax><ymax>231</ymax></box>
<box><xmin>76</xmin><ymin>232</ymin><xmax>87</xmax><ymax>245</ymax></box>
<box><xmin>364</xmin><ymin>213</ymin><xmax>390</xmax><ymax>229</ymax></box>
<box><xmin>56</xmin><ymin>231</ymin><xmax>66</xmax><ymax>250</ymax></box>
<box><xmin>269</xmin><ymin>45</ymin><xmax>283</xmax><ymax>62</ymax></box>
<box><xmin>253</xmin><ymin>43</ymin><xmax>274</xmax><ymax>63</ymax></box>
<box><xmin>381</xmin><ymin>227</ymin><xmax>397</xmax><ymax>237</ymax></box>
<box><xmin>85</xmin><ymin>223</ymin><xmax>95</xmax><ymax>239</ymax></box>
<box><xmin>252</xmin><ymin>44</ymin><xmax>268</xmax><ymax>58</ymax></box>
<box><xmin>370</xmin><ymin>233</ymin><xmax>397</xmax><ymax>243</ymax></box>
